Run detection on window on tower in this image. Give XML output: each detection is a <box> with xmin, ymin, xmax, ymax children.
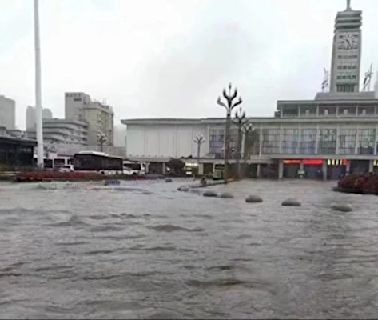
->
<box><xmin>336</xmin><ymin>84</ymin><xmax>355</xmax><ymax>92</ymax></box>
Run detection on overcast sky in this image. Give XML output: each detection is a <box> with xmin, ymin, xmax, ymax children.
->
<box><xmin>1</xmin><ymin>0</ymin><xmax>378</xmax><ymax>129</ymax></box>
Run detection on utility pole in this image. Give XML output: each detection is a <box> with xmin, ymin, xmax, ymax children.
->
<box><xmin>217</xmin><ymin>83</ymin><xmax>243</xmax><ymax>180</ymax></box>
<box><xmin>34</xmin><ymin>0</ymin><xmax>44</xmax><ymax>168</ymax></box>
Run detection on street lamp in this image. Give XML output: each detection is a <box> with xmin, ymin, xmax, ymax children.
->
<box><xmin>234</xmin><ymin>107</ymin><xmax>246</xmax><ymax>179</ymax></box>
<box><xmin>193</xmin><ymin>133</ymin><xmax>205</xmax><ymax>177</ymax></box>
<box><xmin>241</xmin><ymin>121</ymin><xmax>253</xmax><ymax>161</ymax></box>
<box><xmin>234</xmin><ymin>107</ymin><xmax>246</xmax><ymax>160</ymax></box>
<box><xmin>217</xmin><ymin>83</ymin><xmax>242</xmax><ymax>180</ymax></box>
<box><xmin>97</xmin><ymin>132</ymin><xmax>107</xmax><ymax>152</ymax></box>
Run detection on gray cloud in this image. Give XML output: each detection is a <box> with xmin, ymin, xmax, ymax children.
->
<box><xmin>0</xmin><ymin>0</ymin><xmax>377</xmax><ymax>128</ymax></box>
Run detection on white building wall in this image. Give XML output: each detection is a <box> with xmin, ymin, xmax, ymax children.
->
<box><xmin>26</xmin><ymin>106</ymin><xmax>53</xmax><ymax>130</ymax></box>
<box><xmin>126</xmin><ymin>124</ymin><xmax>209</xmax><ymax>159</ymax></box>
<box><xmin>113</xmin><ymin>125</ymin><xmax>126</xmax><ymax>147</ymax></box>
<box><xmin>0</xmin><ymin>95</ymin><xmax>15</xmax><ymax>130</ymax></box>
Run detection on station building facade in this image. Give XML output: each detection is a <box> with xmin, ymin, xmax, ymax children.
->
<box><xmin>121</xmin><ymin>2</ymin><xmax>378</xmax><ymax>179</ymax></box>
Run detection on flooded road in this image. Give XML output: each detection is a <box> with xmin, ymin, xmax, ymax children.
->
<box><xmin>0</xmin><ymin>179</ymin><xmax>377</xmax><ymax>319</ymax></box>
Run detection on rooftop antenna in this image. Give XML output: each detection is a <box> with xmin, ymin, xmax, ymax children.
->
<box><xmin>375</xmin><ymin>72</ymin><xmax>378</xmax><ymax>98</ymax></box>
<box><xmin>34</xmin><ymin>0</ymin><xmax>44</xmax><ymax>168</ymax></box>
<box><xmin>363</xmin><ymin>64</ymin><xmax>373</xmax><ymax>91</ymax></box>
<box><xmin>346</xmin><ymin>0</ymin><xmax>352</xmax><ymax>10</ymax></box>
<box><xmin>321</xmin><ymin>68</ymin><xmax>329</xmax><ymax>92</ymax></box>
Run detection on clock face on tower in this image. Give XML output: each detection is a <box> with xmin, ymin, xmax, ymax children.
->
<box><xmin>338</xmin><ymin>33</ymin><xmax>359</xmax><ymax>50</ymax></box>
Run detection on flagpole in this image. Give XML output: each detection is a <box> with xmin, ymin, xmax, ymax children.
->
<box><xmin>34</xmin><ymin>0</ymin><xmax>44</xmax><ymax>168</ymax></box>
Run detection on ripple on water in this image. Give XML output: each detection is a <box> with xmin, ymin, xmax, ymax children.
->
<box><xmin>146</xmin><ymin>225</ymin><xmax>204</xmax><ymax>233</ymax></box>
<box><xmin>186</xmin><ymin>278</ymin><xmax>246</xmax><ymax>288</ymax></box>
<box><xmin>85</xmin><ymin>249</ymin><xmax>119</xmax><ymax>255</ymax></box>
<box><xmin>47</xmin><ymin>215</ymin><xmax>90</xmax><ymax>227</ymax></box>
<box><xmin>90</xmin><ymin>225</ymin><xmax>126</xmax><ymax>233</ymax></box>
<box><xmin>35</xmin><ymin>265</ymin><xmax>73</xmax><ymax>272</ymax></box>
<box><xmin>54</xmin><ymin>241</ymin><xmax>89</xmax><ymax>247</ymax></box>
<box><xmin>96</xmin><ymin>234</ymin><xmax>145</xmax><ymax>240</ymax></box>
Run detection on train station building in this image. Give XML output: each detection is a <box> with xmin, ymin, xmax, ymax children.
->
<box><xmin>122</xmin><ymin>2</ymin><xmax>378</xmax><ymax>179</ymax></box>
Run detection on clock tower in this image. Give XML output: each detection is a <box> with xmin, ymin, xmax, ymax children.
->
<box><xmin>330</xmin><ymin>0</ymin><xmax>362</xmax><ymax>93</ymax></box>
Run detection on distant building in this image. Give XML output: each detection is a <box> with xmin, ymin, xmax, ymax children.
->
<box><xmin>65</xmin><ymin>92</ymin><xmax>114</xmax><ymax>146</ymax></box>
<box><xmin>26</xmin><ymin>118</ymin><xmax>88</xmax><ymax>154</ymax></box>
<box><xmin>26</xmin><ymin>106</ymin><xmax>53</xmax><ymax>130</ymax></box>
<box><xmin>113</xmin><ymin>125</ymin><xmax>126</xmax><ymax>147</ymax></box>
<box><xmin>0</xmin><ymin>135</ymin><xmax>36</xmax><ymax>169</ymax></box>
<box><xmin>0</xmin><ymin>95</ymin><xmax>15</xmax><ymax>130</ymax></box>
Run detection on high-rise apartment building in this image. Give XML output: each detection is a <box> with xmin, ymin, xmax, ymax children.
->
<box><xmin>26</xmin><ymin>106</ymin><xmax>53</xmax><ymax>130</ymax></box>
<box><xmin>65</xmin><ymin>92</ymin><xmax>114</xmax><ymax>146</ymax></box>
<box><xmin>0</xmin><ymin>95</ymin><xmax>15</xmax><ymax>130</ymax></box>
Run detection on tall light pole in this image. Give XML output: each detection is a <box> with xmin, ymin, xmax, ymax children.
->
<box><xmin>234</xmin><ymin>107</ymin><xmax>246</xmax><ymax>179</ymax></box>
<box><xmin>242</xmin><ymin>121</ymin><xmax>253</xmax><ymax>161</ymax></box>
<box><xmin>217</xmin><ymin>83</ymin><xmax>242</xmax><ymax>180</ymax></box>
<box><xmin>34</xmin><ymin>0</ymin><xmax>44</xmax><ymax>168</ymax></box>
<box><xmin>234</xmin><ymin>107</ymin><xmax>246</xmax><ymax>160</ymax></box>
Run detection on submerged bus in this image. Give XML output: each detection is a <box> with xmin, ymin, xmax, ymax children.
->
<box><xmin>73</xmin><ymin>151</ymin><xmax>123</xmax><ymax>174</ymax></box>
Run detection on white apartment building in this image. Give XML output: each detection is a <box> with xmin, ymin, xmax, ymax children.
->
<box><xmin>26</xmin><ymin>118</ymin><xmax>88</xmax><ymax>154</ymax></box>
<box><xmin>65</xmin><ymin>92</ymin><xmax>114</xmax><ymax>146</ymax></box>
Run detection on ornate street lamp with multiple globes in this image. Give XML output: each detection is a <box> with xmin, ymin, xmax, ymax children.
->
<box><xmin>217</xmin><ymin>83</ymin><xmax>243</xmax><ymax>180</ymax></box>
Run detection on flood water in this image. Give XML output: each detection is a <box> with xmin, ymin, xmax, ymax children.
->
<box><xmin>0</xmin><ymin>179</ymin><xmax>377</xmax><ymax>319</ymax></box>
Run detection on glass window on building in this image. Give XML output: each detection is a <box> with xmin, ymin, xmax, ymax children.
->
<box><xmin>282</xmin><ymin>128</ymin><xmax>299</xmax><ymax>154</ymax></box>
<box><xmin>229</xmin><ymin>128</ymin><xmax>239</xmax><ymax>158</ymax></box>
<box><xmin>299</xmin><ymin>129</ymin><xmax>317</xmax><ymax>154</ymax></box>
<box><xmin>209</xmin><ymin>128</ymin><xmax>225</xmax><ymax>158</ymax></box>
<box><xmin>319</xmin><ymin>129</ymin><xmax>336</xmax><ymax>154</ymax></box>
<box><xmin>261</xmin><ymin>128</ymin><xmax>280</xmax><ymax>154</ymax></box>
<box><xmin>358</xmin><ymin>128</ymin><xmax>375</xmax><ymax>155</ymax></box>
<box><xmin>339</xmin><ymin>129</ymin><xmax>357</xmax><ymax>155</ymax></box>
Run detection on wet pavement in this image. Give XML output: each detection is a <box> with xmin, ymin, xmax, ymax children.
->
<box><xmin>0</xmin><ymin>179</ymin><xmax>377</xmax><ymax>319</ymax></box>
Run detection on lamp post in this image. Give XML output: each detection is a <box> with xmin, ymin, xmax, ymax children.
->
<box><xmin>217</xmin><ymin>83</ymin><xmax>242</xmax><ymax>180</ymax></box>
<box><xmin>234</xmin><ymin>107</ymin><xmax>246</xmax><ymax>159</ymax></box>
<box><xmin>34</xmin><ymin>0</ymin><xmax>44</xmax><ymax>168</ymax></box>
<box><xmin>241</xmin><ymin>121</ymin><xmax>253</xmax><ymax>161</ymax></box>
<box><xmin>234</xmin><ymin>108</ymin><xmax>246</xmax><ymax>179</ymax></box>
<box><xmin>194</xmin><ymin>134</ymin><xmax>205</xmax><ymax>176</ymax></box>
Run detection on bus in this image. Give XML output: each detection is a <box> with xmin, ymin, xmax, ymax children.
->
<box><xmin>35</xmin><ymin>155</ymin><xmax>74</xmax><ymax>171</ymax></box>
<box><xmin>123</xmin><ymin>160</ymin><xmax>146</xmax><ymax>175</ymax></box>
<box><xmin>52</xmin><ymin>157</ymin><xmax>74</xmax><ymax>172</ymax></box>
<box><xmin>73</xmin><ymin>151</ymin><xmax>123</xmax><ymax>174</ymax></box>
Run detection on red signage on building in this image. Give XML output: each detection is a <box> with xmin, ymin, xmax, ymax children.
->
<box><xmin>303</xmin><ymin>159</ymin><xmax>323</xmax><ymax>166</ymax></box>
<box><xmin>283</xmin><ymin>160</ymin><xmax>301</xmax><ymax>165</ymax></box>
<box><xmin>283</xmin><ymin>159</ymin><xmax>324</xmax><ymax>166</ymax></box>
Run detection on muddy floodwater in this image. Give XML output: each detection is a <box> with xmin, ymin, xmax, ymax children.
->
<box><xmin>0</xmin><ymin>179</ymin><xmax>377</xmax><ymax>319</ymax></box>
